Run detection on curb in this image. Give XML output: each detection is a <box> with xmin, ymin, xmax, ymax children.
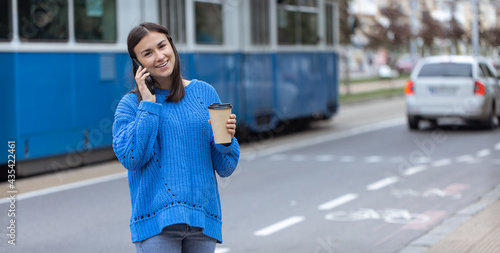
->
<box><xmin>399</xmin><ymin>184</ymin><xmax>500</xmax><ymax>253</ymax></box>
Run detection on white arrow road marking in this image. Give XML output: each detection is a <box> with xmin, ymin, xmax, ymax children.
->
<box><xmin>215</xmin><ymin>248</ymin><xmax>230</xmax><ymax>253</ymax></box>
<box><xmin>318</xmin><ymin>194</ymin><xmax>358</xmax><ymax>211</ymax></box>
<box><xmin>366</xmin><ymin>177</ymin><xmax>400</xmax><ymax>191</ymax></box>
<box><xmin>254</xmin><ymin>216</ymin><xmax>305</xmax><ymax>236</ymax></box>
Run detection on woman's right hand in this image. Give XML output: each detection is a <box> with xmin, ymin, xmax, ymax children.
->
<box><xmin>135</xmin><ymin>66</ymin><xmax>156</xmax><ymax>103</ymax></box>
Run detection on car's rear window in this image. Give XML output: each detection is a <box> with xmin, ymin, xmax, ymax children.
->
<box><xmin>418</xmin><ymin>63</ymin><xmax>472</xmax><ymax>77</ymax></box>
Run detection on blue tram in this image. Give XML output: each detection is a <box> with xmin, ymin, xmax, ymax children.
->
<box><xmin>1</xmin><ymin>0</ymin><xmax>340</xmax><ymax>176</ymax></box>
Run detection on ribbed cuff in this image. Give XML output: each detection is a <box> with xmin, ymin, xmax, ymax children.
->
<box><xmin>215</xmin><ymin>137</ymin><xmax>237</xmax><ymax>154</ymax></box>
<box><xmin>139</xmin><ymin>100</ymin><xmax>162</xmax><ymax>115</ymax></box>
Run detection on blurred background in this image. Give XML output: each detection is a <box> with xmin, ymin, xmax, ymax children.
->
<box><xmin>2</xmin><ymin>1</ymin><xmax>500</xmax><ymax>253</ymax></box>
<box><xmin>2</xmin><ymin>0</ymin><xmax>499</xmax><ymax>177</ymax></box>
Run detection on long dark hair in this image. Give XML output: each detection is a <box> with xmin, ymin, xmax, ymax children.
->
<box><xmin>127</xmin><ymin>22</ymin><xmax>184</xmax><ymax>103</ymax></box>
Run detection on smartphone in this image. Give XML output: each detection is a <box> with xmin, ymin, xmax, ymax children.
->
<box><xmin>133</xmin><ymin>58</ymin><xmax>155</xmax><ymax>95</ymax></box>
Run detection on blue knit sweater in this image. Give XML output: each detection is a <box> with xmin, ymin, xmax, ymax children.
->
<box><xmin>112</xmin><ymin>79</ymin><xmax>240</xmax><ymax>243</ymax></box>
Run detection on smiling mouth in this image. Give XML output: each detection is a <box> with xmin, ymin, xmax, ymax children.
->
<box><xmin>156</xmin><ymin>61</ymin><xmax>168</xmax><ymax>68</ymax></box>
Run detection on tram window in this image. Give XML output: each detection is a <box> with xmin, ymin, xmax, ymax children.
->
<box><xmin>325</xmin><ymin>2</ymin><xmax>336</xmax><ymax>46</ymax></box>
<box><xmin>0</xmin><ymin>0</ymin><xmax>12</xmax><ymax>41</ymax></box>
<box><xmin>159</xmin><ymin>0</ymin><xmax>186</xmax><ymax>44</ymax></box>
<box><xmin>300</xmin><ymin>12</ymin><xmax>317</xmax><ymax>44</ymax></box>
<box><xmin>277</xmin><ymin>0</ymin><xmax>319</xmax><ymax>45</ymax></box>
<box><xmin>18</xmin><ymin>0</ymin><xmax>69</xmax><ymax>41</ymax></box>
<box><xmin>74</xmin><ymin>0</ymin><xmax>117</xmax><ymax>43</ymax></box>
<box><xmin>251</xmin><ymin>0</ymin><xmax>270</xmax><ymax>45</ymax></box>
<box><xmin>195</xmin><ymin>1</ymin><xmax>223</xmax><ymax>45</ymax></box>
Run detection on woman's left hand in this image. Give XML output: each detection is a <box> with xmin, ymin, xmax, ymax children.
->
<box><xmin>208</xmin><ymin>114</ymin><xmax>237</xmax><ymax>138</ymax></box>
<box><xmin>226</xmin><ymin>114</ymin><xmax>237</xmax><ymax>138</ymax></box>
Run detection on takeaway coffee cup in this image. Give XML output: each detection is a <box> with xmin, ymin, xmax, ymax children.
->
<box><xmin>208</xmin><ymin>103</ymin><xmax>232</xmax><ymax>144</ymax></box>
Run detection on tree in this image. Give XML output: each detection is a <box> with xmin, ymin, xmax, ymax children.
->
<box><xmin>361</xmin><ymin>3</ymin><xmax>411</xmax><ymax>53</ymax></box>
<box><xmin>338</xmin><ymin>0</ymin><xmax>352</xmax><ymax>45</ymax></box>
<box><xmin>445</xmin><ymin>18</ymin><xmax>465</xmax><ymax>52</ymax></box>
<box><xmin>419</xmin><ymin>10</ymin><xmax>444</xmax><ymax>55</ymax></box>
<box><xmin>444</xmin><ymin>0</ymin><xmax>465</xmax><ymax>54</ymax></box>
<box><xmin>481</xmin><ymin>27</ymin><xmax>500</xmax><ymax>47</ymax></box>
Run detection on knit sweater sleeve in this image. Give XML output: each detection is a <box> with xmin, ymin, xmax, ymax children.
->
<box><xmin>112</xmin><ymin>94</ymin><xmax>162</xmax><ymax>171</ymax></box>
<box><xmin>211</xmin><ymin>138</ymin><xmax>240</xmax><ymax>177</ymax></box>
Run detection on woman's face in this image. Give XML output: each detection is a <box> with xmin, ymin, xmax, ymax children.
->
<box><xmin>134</xmin><ymin>31</ymin><xmax>176</xmax><ymax>82</ymax></box>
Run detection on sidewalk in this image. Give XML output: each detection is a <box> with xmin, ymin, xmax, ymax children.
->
<box><xmin>400</xmin><ymin>185</ymin><xmax>500</xmax><ymax>253</ymax></box>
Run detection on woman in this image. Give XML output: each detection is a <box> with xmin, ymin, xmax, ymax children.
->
<box><xmin>112</xmin><ymin>22</ymin><xmax>240</xmax><ymax>253</ymax></box>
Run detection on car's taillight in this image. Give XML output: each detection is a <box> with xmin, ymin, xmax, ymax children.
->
<box><xmin>405</xmin><ymin>80</ymin><xmax>414</xmax><ymax>95</ymax></box>
<box><xmin>474</xmin><ymin>81</ymin><xmax>485</xmax><ymax>95</ymax></box>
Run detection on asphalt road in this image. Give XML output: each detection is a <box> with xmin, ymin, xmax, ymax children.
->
<box><xmin>2</xmin><ymin>97</ymin><xmax>500</xmax><ymax>253</ymax></box>
<box><xmin>219</xmin><ymin>123</ymin><xmax>500</xmax><ymax>253</ymax></box>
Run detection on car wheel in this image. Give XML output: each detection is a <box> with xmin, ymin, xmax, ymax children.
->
<box><xmin>408</xmin><ymin>116</ymin><xmax>419</xmax><ymax>130</ymax></box>
<box><xmin>427</xmin><ymin>119</ymin><xmax>438</xmax><ymax>129</ymax></box>
<box><xmin>483</xmin><ymin>106</ymin><xmax>496</xmax><ymax>130</ymax></box>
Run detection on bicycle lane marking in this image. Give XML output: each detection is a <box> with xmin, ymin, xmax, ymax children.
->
<box><xmin>324</xmin><ymin>208</ymin><xmax>430</xmax><ymax>223</ymax></box>
<box><xmin>365</xmin><ymin>210</ymin><xmax>448</xmax><ymax>250</ymax></box>
<box><xmin>402</xmin><ymin>210</ymin><xmax>448</xmax><ymax>230</ymax></box>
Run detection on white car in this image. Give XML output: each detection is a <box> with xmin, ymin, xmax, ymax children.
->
<box><xmin>405</xmin><ymin>55</ymin><xmax>500</xmax><ymax>130</ymax></box>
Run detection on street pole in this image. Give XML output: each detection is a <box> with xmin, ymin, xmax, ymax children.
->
<box><xmin>472</xmin><ymin>0</ymin><xmax>479</xmax><ymax>56</ymax></box>
<box><xmin>410</xmin><ymin>0</ymin><xmax>418</xmax><ymax>62</ymax></box>
<box><xmin>449</xmin><ymin>0</ymin><xmax>457</xmax><ymax>55</ymax></box>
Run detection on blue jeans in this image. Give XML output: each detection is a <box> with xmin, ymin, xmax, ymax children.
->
<box><xmin>135</xmin><ymin>223</ymin><xmax>216</xmax><ymax>253</ymax></box>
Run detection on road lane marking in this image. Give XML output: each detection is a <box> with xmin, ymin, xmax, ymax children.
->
<box><xmin>495</xmin><ymin>143</ymin><xmax>500</xmax><ymax>150</ymax></box>
<box><xmin>215</xmin><ymin>248</ymin><xmax>230</xmax><ymax>253</ymax></box>
<box><xmin>318</xmin><ymin>194</ymin><xmax>358</xmax><ymax>211</ymax></box>
<box><xmin>403</xmin><ymin>165</ymin><xmax>427</xmax><ymax>176</ymax></box>
<box><xmin>366</xmin><ymin>177</ymin><xmax>399</xmax><ymax>191</ymax></box>
<box><xmin>456</xmin><ymin>155</ymin><xmax>475</xmax><ymax>163</ymax></box>
<box><xmin>254</xmin><ymin>216</ymin><xmax>305</xmax><ymax>236</ymax></box>
<box><xmin>364</xmin><ymin>156</ymin><xmax>384</xmax><ymax>163</ymax></box>
<box><xmin>477</xmin><ymin>149</ymin><xmax>491</xmax><ymax>157</ymax></box>
<box><xmin>413</xmin><ymin>157</ymin><xmax>432</xmax><ymax>164</ymax></box>
<box><xmin>431</xmin><ymin>159</ymin><xmax>451</xmax><ymax>167</ymax></box>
